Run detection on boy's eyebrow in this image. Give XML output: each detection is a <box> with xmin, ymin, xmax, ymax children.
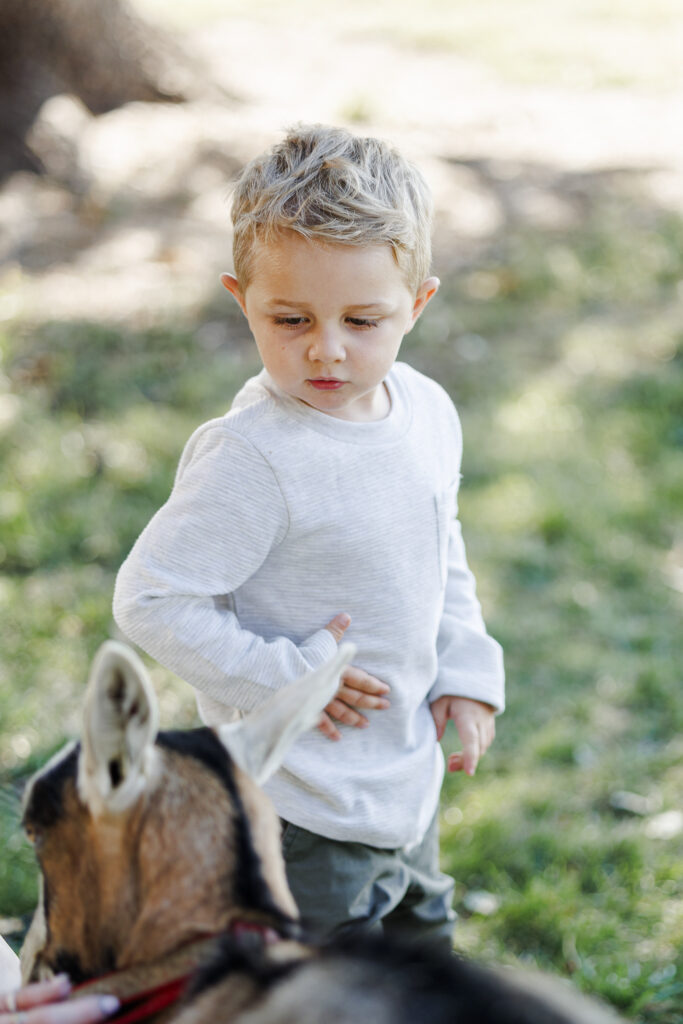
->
<box><xmin>265</xmin><ymin>299</ymin><xmax>392</xmax><ymax>311</ymax></box>
<box><xmin>266</xmin><ymin>299</ymin><xmax>308</xmax><ymax>309</ymax></box>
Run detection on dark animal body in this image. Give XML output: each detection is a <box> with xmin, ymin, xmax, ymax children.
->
<box><xmin>21</xmin><ymin>642</ymin><xmax>621</xmax><ymax>1024</ymax></box>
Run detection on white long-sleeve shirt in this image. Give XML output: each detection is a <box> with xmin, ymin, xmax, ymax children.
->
<box><xmin>114</xmin><ymin>362</ymin><xmax>504</xmax><ymax>848</ymax></box>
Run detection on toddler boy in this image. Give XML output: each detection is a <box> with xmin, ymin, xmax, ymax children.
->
<box><xmin>114</xmin><ymin>124</ymin><xmax>504</xmax><ymax>948</ymax></box>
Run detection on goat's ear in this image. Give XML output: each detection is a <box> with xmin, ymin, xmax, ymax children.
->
<box><xmin>79</xmin><ymin>641</ymin><xmax>159</xmax><ymax>814</ymax></box>
<box><xmin>218</xmin><ymin>643</ymin><xmax>355</xmax><ymax>786</ymax></box>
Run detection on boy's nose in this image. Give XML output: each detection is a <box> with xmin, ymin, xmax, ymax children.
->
<box><xmin>307</xmin><ymin>326</ymin><xmax>345</xmax><ymax>363</ymax></box>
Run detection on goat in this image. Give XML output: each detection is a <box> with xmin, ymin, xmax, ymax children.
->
<box><xmin>21</xmin><ymin>641</ymin><xmax>622</xmax><ymax>1023</ymax></box>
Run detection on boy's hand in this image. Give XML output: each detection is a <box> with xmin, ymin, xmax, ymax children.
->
<box><xmin>318</xmin><ymin>613</ymin><xmax>391</xmax><ymax>741</ymax></box>
<box><xmin>430</xmin><ymin>695</ymin><xmax>495</xmax><ymax>776</ymax></box>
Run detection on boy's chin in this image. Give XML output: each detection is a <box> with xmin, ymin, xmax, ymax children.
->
<box><xmin>299</xmin><ymin>386</ymin><xmax>390</xmax><ymax>423</ymax></box>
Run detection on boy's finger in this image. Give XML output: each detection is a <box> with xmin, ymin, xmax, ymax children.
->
<box><xmin>317</xmin><ymin>711</ymin><xmax>341</xmax><ymax>741</ymax></box>
<box><xmin>326</xmin><ymin>699</ymin><xmax>368</xmax><ymax>728</ymax></box>
<box><xmin>337</xmin><ymin>686</ymin><xmax>390</xmax><ymax>710</ymax></box>
<box><xmin>323</xmin><ymin>613</ymin><xmax>351</xmax><ymax>643</ymax></box>
<box><xmin>449</xmin><ymin>721</ymin><xmax>492</xmax><ymax>773</ymax></box>
<box><xmin>431</xmin><ymin>702</ymin><xmax>447</xmax><ymax>741</ymax></box>
<box><xmin>341</xmin><ymin>667</ymin><xmax>389</xmax><ymax>694</ymax></box>
<box><xmin>461</xmin><ymin>729</ymin><xmax>481</xmax><ymax>777</ymax></box>
<box><xmin>452</xmin><ymin>712</ymin><xmax>482</xmax><ymax>777</ymax></box>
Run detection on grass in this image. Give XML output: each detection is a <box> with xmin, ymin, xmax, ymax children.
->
<box><xmin>1</xmin><ymin>164</ymin><xmax>682</xmax><ymax>1023</ymax></box>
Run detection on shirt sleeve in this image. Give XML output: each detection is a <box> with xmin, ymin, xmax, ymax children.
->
<box><xmin>425</xmin><ymin>386</ymin><xmax>505</xmax><ymax>714</ymax></box>
<box><xmin>113</xmin><ymin>420</ymin><xmax>338</xmax><ymax>711</ymax></box>
<box><xmin>428</xmin><ymin>513</ymin><xmax>505</xmax><ymax>711</ymax></box>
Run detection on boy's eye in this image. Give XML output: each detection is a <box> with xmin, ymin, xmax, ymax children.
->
<box><xmin>346</xmin><ymin>317</ymin><xmax>379</xmax><ymax>329</ymax></box>
<box><xmin>273</xmin><ymin>316</ymin><xmax>308</xmax><ymax>328</ymax></box>
<box><xmin>272</xmin><ymin>316</ymin><xmax>379</xmax><ymax>330</ymax></box>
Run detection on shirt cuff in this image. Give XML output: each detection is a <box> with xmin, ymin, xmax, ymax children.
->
<box><xmin>299</xmin><ymin>627</ymin><xmax>340</xmax><ymax>669</ymax></box>
<box><xmin>428</xmin><ymin>676</ymin><xmax>505</xmax><ymax>714</ymax></box>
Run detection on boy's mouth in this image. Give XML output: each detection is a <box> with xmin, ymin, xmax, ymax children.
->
<box><xmin>307</xmin><ymin>378</ymin><xmax>345</xmax><ymax>390</ymax></box>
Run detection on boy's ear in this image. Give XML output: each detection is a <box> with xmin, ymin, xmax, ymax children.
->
<box><xmin>220</xmin><ymin>273</ymin><xmax>247</xmax><ymax>315</ymax></box>
<box><xmin>407</xmin><ymin>276</ymin><xmax>439</xmax><ymax>330</ymax></box>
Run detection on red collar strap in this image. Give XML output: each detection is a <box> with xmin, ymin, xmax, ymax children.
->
<box><xmin>72</xmin><ymin>921</ymin><xmax>281</xmax><ymax>1024</ymax></box>
<box><xmin>108</xmin><ymin>976</ymin><xmax>188</xmax><ymax>1024</ymax></box>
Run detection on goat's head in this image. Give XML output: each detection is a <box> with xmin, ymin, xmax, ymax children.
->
<box><xmin>21</xmin><ymin>641</ymin><xmax>354</xmax><ymax>984</ymax></box>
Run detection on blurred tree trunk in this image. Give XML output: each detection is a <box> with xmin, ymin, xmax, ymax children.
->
<box><xmin>0</xmin><ymin>0</ymin><xmax>186</xmax><ymax>181</ymax></box>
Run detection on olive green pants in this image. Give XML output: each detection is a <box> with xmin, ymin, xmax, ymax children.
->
<box><xmin>281</xmin><ymin>813</ymin><xmax>456</xmax><ymax>950</ymax></box>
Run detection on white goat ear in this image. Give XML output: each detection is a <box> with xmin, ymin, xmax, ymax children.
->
<box><xmin>79</xmin><ymin>641</ymin><xmax>159</xmax><ymax>814</ymax></box>
<box><xmin>218</xmin><ymin>643</ymin><xmax>356</xmax><ymax>785</ymax></box>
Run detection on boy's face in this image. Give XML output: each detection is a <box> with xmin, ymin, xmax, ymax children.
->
<box><xmin>221</xmin><ymin>232</ymin><xmax>438</xmax><ymax>422</ymax></box>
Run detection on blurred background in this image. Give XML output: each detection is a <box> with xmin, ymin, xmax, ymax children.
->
<box><xmin>0</xmin><ymin>1</ymin><xmax>681</xmax><ymax>1019</ymax></box>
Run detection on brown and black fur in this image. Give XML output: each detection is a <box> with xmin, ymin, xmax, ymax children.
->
<box><xmin>22</xmin><ymin>732</ymin><xmax>297</xmax><ymax>985</ymax></box>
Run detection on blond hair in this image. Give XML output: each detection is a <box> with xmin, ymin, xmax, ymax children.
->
<box><xmin>231</xmin><ymin>124</ymin><xmax>433</xmax><ymax>293</ymax></box>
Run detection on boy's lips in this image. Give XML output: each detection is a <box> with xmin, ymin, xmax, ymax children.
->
<box><xmin>307</xmin><ymin>378</ymin><xmax>346</xmax><ymax>390</ymax></box>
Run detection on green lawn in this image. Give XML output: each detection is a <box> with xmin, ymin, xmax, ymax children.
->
<box><xmin>1</xmin><ymin>135</ymin><xmax>682</xmax><ymax>1024</ymax></box>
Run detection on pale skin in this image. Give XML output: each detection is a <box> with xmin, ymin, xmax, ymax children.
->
<box><xmin>221</xmin><ymin>232</ymin><xmax>496</xmax><ymax>775</ymax></box>
<box><xmin>0</xmin><ymin>978</ymin><xmax>118</xmax><ymax>1024</ymax></box>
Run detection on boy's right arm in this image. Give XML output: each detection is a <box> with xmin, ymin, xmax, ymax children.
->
<box><xmin>113</xmin><ymin>423</ymin><xmax>339</xmax><ymax>711</ymax></box>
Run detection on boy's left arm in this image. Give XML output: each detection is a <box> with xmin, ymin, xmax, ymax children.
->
<box><xmin>429</xmin><ymin>515</ymin><xmax>505</xmax><ymax>776</ymax></box>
